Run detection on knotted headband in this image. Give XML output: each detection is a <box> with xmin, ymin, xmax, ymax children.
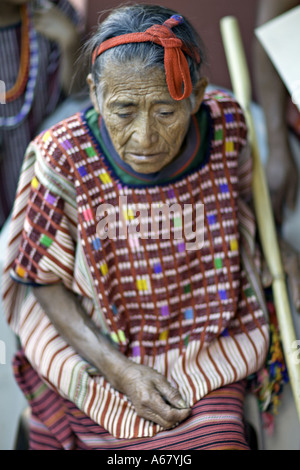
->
<box><xmin>92</xmin><ymin>15</ymin><xmax>200</xmax><ymax>101</ymax></box>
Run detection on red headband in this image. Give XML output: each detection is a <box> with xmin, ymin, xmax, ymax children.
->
<box><xmin>92</xmin><ymin>15</ymin><xmax>200</xmax><ymax>101</ymax></box>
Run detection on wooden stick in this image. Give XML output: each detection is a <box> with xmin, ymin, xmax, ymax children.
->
<box><xmin>220</xmin><ymin>16</ymin><xmax>300</xmax><ymax>423</ymax></box>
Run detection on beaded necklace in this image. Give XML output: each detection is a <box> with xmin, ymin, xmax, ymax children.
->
<box><xmin>0</xmin><ymin>5</ymin><xmax>39</xmax><ymax>129</ymax></box>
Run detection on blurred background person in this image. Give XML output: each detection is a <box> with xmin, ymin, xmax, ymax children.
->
<box><xmin>0</xmin><ymin>0</ymin><xmax>82</xmax><ymax>230</ymax></box>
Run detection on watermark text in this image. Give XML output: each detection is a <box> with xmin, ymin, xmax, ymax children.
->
<box><xmin>96</xmin><ymin>196</ymin><xmax>205</xmax><ymax>251</ymax></box>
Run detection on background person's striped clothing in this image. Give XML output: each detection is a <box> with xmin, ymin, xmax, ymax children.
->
<box><xmin>0</xmin><ymin>0</ymin><xmax>79</xmax><ymax>228</ymax></box>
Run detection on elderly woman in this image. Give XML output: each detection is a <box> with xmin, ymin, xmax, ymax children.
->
<box><xmin>2</xmin><ymin>4</ymin><xmax>269</xmax><ymax>450</ymax></box>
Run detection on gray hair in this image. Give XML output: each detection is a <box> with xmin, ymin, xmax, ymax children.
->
<box><xmin>83</xmin><ymin>4</ymin><xmax>206</xmax><ymax>108</ymax></box>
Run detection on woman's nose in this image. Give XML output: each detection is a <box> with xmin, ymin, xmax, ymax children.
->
<box><xmin>132</xmin><ymin>115</ymin><xmax>158</xmax><ymax>147</ymax></box>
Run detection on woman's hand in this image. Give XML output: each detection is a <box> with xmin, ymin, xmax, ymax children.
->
<box><xmin>116</xmin><ymin>362</ymin><xmax>191</xmax><ymax>429</ymax></box>
<box><xmin>32</xmin><ymin>284</ymin><xmax>191</xmax><ymax>429</ymax></box>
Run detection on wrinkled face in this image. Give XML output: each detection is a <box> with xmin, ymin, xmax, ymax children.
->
<box><xmin>88</xmin><ymin>64</ymin><xmax>206</xmax><ymax>174</ymax></box>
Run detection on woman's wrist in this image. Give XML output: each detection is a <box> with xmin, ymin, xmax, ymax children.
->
<box><xmin>92</xmin><ymin>333</ymin><xmax>132</xmax><ymax>391</ymax></box>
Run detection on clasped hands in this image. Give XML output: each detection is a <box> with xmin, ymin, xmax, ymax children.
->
<box><xmin>112</xmin><ymin>360</ymin><xmax>191</xmax><ymax>429</ymax></box>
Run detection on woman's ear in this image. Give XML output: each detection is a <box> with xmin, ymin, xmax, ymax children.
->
<box><xmin>87</xmin><ymin>73</ymin><xmax>101</xmax><ymax>114</ymax></box>
<box><xmin>190</xmin><ymin>77</ymin><xmax>208</xmax><ymax>114</ymax></box>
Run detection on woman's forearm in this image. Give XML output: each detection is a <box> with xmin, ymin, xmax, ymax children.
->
<box><xmin>32</xmin><ymin>283</ymin><xmax>129</xmax><ymax>391</ymax></box>
<box><xmin>32</xmin><ymin>283</ymin><xmax>191</xmax><ymax>429</ymax></box>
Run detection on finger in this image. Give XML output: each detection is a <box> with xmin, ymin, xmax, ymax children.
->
<box><xmin>138</xmin><ymin>391</ymin><xmax>191</xmax><ymax>429</ymax></box>
<box><xmin>154</xmin><ymin>378</ymin><xmax>189</xmax><ymax>409</ymax></box>
<box><xmin>141</xmin><ymin>406</ymin><xmax>190</xmax><ymax>429</ymax></box>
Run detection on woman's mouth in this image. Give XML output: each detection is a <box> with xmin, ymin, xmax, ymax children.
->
<box><xmin>126</xmin><ymin>153</ymin><xmax>166</xmax><ymax>164</ymax></box>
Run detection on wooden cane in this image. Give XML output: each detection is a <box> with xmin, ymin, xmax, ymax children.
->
<box><xmin>220</xmin><ymin>16</ymin><xmax>300</xmax><ymax>423</ymax></box>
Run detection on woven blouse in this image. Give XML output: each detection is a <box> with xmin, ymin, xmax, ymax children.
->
<box><xmin>2</xmin><ymin>90</ymin><xmax>269</xmax><ymax>439</ymax></box>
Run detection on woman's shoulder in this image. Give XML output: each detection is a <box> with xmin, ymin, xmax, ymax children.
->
<box><xmin>203</xmin><ymin>87</ymin><xmax>247</xmax><ymax>127</ymax></box>
<box><xmin>202</xmin><ymin>87</ymin><xmax>248</xmax><ymax>146</ymax></box>
<box><xmin>29</xmin><ymin>107</ymin><xmax>97</xmax><ymax>178</ymax></box>
<box><xmin>204</xmin><ymin>87</ymin><xmax>243</xmax><ymax>109</ymax></box>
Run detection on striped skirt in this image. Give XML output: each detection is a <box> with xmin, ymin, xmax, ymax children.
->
<box><xmin>14</xmin><ymin>350</ymin><xmax>250</xmax><ymax>450</ymax></box>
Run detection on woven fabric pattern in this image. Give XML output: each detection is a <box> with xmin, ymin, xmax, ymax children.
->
<box><xmin>2</xmin><ymin>91</ymin><xmax>269</xmax><ymax>439</ymax></box>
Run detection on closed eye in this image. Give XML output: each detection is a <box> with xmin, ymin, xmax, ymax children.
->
<box><xmin>117</xmin><ymin>113</ymin><xmax>133</xmax><ymax>119</ymax></box>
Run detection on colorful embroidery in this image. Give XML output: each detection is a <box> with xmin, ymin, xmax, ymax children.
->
<box><xmin>84</xmin><ymin>146</ymin><xmax>97</xmax><ymax>158</ymax></box>
<box><xmin>5</xmin><ymin>91</ymin><xmax>270</xmax><ymax>440</ymax></box>
<box><xmin>40</xmin><ymin>235</ymin><xmax>53</xmax><ymax>248</ymax></box>
<box><xmin>161</xmin><ymin>305</ymin><xmax>170</xmax><ymax>317</ymax></box>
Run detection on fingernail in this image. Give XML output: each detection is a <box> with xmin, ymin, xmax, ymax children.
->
<box><xmin>178</xmin><ymin>399</ymin><xmax>188</xmax><ymax>409</ymax></box>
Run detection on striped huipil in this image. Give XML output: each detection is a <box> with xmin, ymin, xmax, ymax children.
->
<box><xmin>2</xmin><ymin>90</ymin><xmax>269</xmax><ymax>441</ymax></box>
<box><xmin>0</xmin><ymin>0</ymin><xmax>79</xmax><ymax>228</ymax></box>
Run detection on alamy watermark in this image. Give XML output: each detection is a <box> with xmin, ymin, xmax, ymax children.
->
<box><xmin>96</xmin><ymin>196</ymin><xmax>205</xmax><ymax>250</ymax></box>
<box><xmin>0</xmin><ymin>80</ymin><xmax>5</xmax><ymax>104</ymax></box>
